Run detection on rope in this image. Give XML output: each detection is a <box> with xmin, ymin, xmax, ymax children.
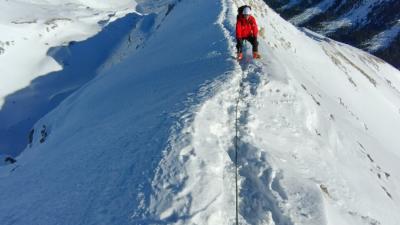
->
<box><xmin>235</xmin><ymin>95</ymin><xmax>240</xmax><ymax>225</ymax></box>
<box><xmin>234</xmin><ymin>69</ymin><xmax>246</xmax><ymax>225</ymax></box>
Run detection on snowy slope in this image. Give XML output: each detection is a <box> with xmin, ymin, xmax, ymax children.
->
<box><xmin>0</xmin><ymin>0</ymin><xmax>138</xmax><ymax>157</ymax></box>
<box><xmin>0</xmin><ymin>0</ymin><xmax>235</xmax><ymax>224</ymax></box>
<box><xmin>1</xmin><ymin>0</ymin><xmax>400</xmax><ymax>224</ymax></box>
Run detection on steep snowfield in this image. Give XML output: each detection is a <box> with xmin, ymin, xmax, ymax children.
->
<box><xmin>1</xmin><ymin>0</ymin><xmax>400</xmax><ymax>224</ymax></box>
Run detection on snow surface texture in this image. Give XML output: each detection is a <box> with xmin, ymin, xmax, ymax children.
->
<box><xmin>1</xmin><ymin>0</ymin><xmax>400</xmax><ymax>225</ymax></box>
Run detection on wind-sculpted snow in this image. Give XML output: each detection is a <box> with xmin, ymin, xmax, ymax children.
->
<box><xmin>1</xmin><ymin>0</ymin><xmax>400</xmax><ymax>224</ymax></box>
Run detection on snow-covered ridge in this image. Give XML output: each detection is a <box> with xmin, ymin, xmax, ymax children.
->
<box><xmin>1</xmin><ymin>0</ymin><xmax>400</xmax><ymax>224</ymax></box>
<box><xmin>148</xmin><ymin>0</ymin><xmax>400</xmax><ymax>224</ymax></box>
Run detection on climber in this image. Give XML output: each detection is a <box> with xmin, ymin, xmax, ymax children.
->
<box><xmin>236</xmin><ymin>5</ymin><xmax>260</xmax><ymax>60</ymax></box>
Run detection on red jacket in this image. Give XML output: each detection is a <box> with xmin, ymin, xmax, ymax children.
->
<box><xmin>236</xmin><ymin>15</ymin><xmax>258</xmax><ymax>39</ymax></box>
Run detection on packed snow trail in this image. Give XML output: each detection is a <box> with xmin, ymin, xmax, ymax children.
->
<box><xmin>145</xmin><ymin>1</ymin><xmax>284</xmax><ymax>223</ymax></box>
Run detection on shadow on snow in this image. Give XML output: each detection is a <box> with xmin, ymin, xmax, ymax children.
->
<box><xmin>0</xmin><ymin>12</ymin><xmax>145</xmax><ymax>157</ymax></box>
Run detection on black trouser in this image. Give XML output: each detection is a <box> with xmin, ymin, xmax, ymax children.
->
<box><xmin>236</xmin><ymin>36</ymin><xmax>258</xmax><ymax>53</ymax></box>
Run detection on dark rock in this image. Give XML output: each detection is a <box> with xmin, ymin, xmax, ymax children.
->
<box><xmin>263</xmin><ymin>0</ymin><xmax>400</xmax><ymax>69</ymax></box>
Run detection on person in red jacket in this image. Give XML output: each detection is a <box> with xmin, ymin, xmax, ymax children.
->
<box><xmin>236</xmin><ymin>6</ymin><xmax>260</xmax><ymax>60</ymax></box>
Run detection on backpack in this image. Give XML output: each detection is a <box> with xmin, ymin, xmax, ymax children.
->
<box><xmin>237</xmin><ymin>5</ymin><xmax>251</xmax><ymax>18</ymax></box>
